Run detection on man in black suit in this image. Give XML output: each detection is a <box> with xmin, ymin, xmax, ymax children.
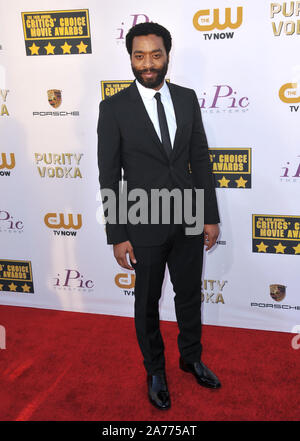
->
<box><xmin>97</xmin><ymin>22</ymin><xmax>221</xmax><ymax>410</ymax></box>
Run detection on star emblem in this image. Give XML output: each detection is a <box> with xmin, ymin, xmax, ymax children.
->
<box><xmin>8</xmin><ymin>282</ymin><xmax>18</xmax><ymax>291</ymax></box>
<box><xmin>29</xmin><ymin>43</ymin><xmax>40</xmax><ymax>55</ymax></box>
<box><xmin>274</xmin><ymin>242</ymin><xmax>286</xmax><ymax>254</ymax></box>
<box><xmin>293</xmin><ymin>243</ymin><xmax>300</xmax><ymax>254</ymax></box>
<box><xmin>256</xmin><ymin>241</ymin><xmax>268</xmax><ymax>253</ymax></box>
<box><xmin>218</xmin><ymin>176</ymin><xmax>230</xmax><ymax>187</ymax></box>
<box><xmin>61</xmin><ymin>41</ymin><xmax>72</xmax><ymax>54</ymax></box>
<box><xmin>21</xmin><ymin>283</ymin><xmax>31</xmax><ymax>293</ymax></box>
<box><xmin>235</xmin><ymin>176</ymin><xmax>247</xmax><ymax>188</ymax></box>
<box><xmin>76</xmin><ymin>41</ymin><xmax>88</xmax><ymax>53</ymax></box>
<box><xmin>0</xmin><ymin>283</ymin><xmax>3</xmax><ymax>291</ymax></box>
<box><xmin>45</xmin><ymin>42</ymin><xmax>56</xmax><ymax>55</ymax></box>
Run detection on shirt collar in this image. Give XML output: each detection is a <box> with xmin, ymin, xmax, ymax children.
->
<box><xmin>135</xmin><ymin>79</ymin><xmax>170</xmax><ymax>100</ymax></box>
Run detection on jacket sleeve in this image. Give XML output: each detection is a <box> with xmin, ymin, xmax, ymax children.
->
<box><xmin>97</xmin><ymin>99</ymin><xmax>129</xmax><ymax>244</ymax></box>
<box><xmin>189</xmin><ymin>90</ymin><xmax>220</xmax><ymax>224</ymax></box>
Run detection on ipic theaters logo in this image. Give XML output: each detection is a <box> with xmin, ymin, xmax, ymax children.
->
<box><xmin>116</xmin><ymin>14</ymin><xmax>150</xmax><ymax>44</ymax></box>
<box><xmin>0</xmin><ymin>153</ymin><xmax>16</xmax><ymax>177</ymax></box>
<box><xmin>201</xmin><ymin>279</ymin><xmax>227</xmax><ymax>304</ymax></box>
<box><xmin>33</xmin><ymin>89</ymin><xmax>79</xmax><ymax>117</ymax></box>
<box><xmin>0</xmin><ymin>89</ymin><xmax>9</xmax><ymax>117</ymax></box>
<box><xmin>193</xmin><ymin>7</ymin><xmax>243</xmax><ymax>40</ymax></box>
<box><xmin>198</xmin><ymin>85</ymin><xmax>249</xmax><ymax>113</ymax></box>
<box><xmin>252</xmin><ymin>214</ymin><xmax>300</xmax><ymax>255</ymax></box>
<box><xmin>0</xmin><ymin>210</ymin><xmax>24</xmax><ymax>234</ymax></box>
<box><xmin>280</xmin><ymin>155</ymin><xmax>300</xmax><ymax>182</ymax></box>
<box><xmin>115</xmin><ymin>273</ymin><xmax>136</xmax><ymax>296</ymax></box>
<box><xmin>279</xmin><ymin>82</ymin><xmax>300</xmax><ymax>112</ymax></box>
<box><xmin>271</xmin><ymin>2</ymin><xmax>300</xmax><ymax>36</ymax></box>
<box><xmin>0</xmin><ymin>260</ymin><xmax>34</xmax><ymax>294</ymax></box>
<box><xmin>35</xmin><ymin>153</ymin><xmax>83</xmax><ymax>179</ymax></box>
<box><xmin>53</xmin><ymin>269</ymin><xmax>94</xmax><ymax>292</ymax></box>
<box><xmin>251</xmin><ymin>284</ymin><xmax>300</xmax><ymax>311</ymax></box>
<box><xmin>209</xmin><ymin>148</ymin><xmax>251</xmax><ymax>188</ymax></box>
<box><xmin>44</xmin><ymin>213</ymin><xmax>82</xmax><ymax>236</ymax></box>
<box><xmin>21</xmin><ymin>9</ymin><xmax>92</xmax><ymax>56</ymax></box>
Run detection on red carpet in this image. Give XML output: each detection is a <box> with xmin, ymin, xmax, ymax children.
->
<box><xmin>0</xmin><ymin>305</ymin><xmax>299</xmax><ymax>421</ymax></box>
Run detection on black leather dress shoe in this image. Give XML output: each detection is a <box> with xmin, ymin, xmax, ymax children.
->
<box><xmin>179</xmin><ymin>357</ymin><xmax>221</xmax><ymax>389</ymax></box>
<box><xmin>147</xmin><ymin>374</ymin><xmax>171</xmax><ymax>410</ymax></box>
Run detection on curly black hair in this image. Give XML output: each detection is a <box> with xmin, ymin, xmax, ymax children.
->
<box><xmin>125</xmin><ymin>22</ymin><xmax>172</xmax><ymax>55</ymax></box>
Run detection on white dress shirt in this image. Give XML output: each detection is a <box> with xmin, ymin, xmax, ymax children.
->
<box><xmin>136</xmin><ymin>79</ymin><xmax>177</xmax><ymax>148</ymax></box>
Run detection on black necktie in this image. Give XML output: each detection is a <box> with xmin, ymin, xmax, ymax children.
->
<box><xmin>154</xmin><ymin>92</ymin><xmax>172</xmax><ymax>159</ymax></box>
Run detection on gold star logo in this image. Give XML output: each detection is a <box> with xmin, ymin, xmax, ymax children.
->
<box><xmin>235</xmin><ymin>176</ymin><xmax>247</xmax><ymax>188</ymax></box>
<box><xmin>21</xmin><ymin>283</ymin><xmax>31</xmax><ymax>293</ymax></box>
<box><xmin>218</xmin><ymin>176</ymin><xmax>230</xmax><ymax>187</ymax></box>
<box><xmin>8</xmin><ymin>282</ymin><xmax>18</xmax><ymax>291</ymax></box>
<box><xmin>256</xmin><ymin>241</ymin><xmax>268</xmax><ymax>253</ymax></box>
<box><xmin>0</xmin><ymin>283</ymin><xmax>3</xmax><ymax>291</ymax></box>
<box><xmin>61</xmin><ymin>41</ymin><xmax>72</xmax><ymax>54</ymax></box>
<box><xmin>293</xmin><ymin>243</ymin><xmax>300</xmax><ymax>254</ymax></box>
<box><xmin>274</xmin><ymin>242</ymin><xmax>286</xmax><ymax>254</ymax></box>
<box><xmin>45</xmin><ymin>42</ymin><xmax>55</xmax><ymax>55</ymax></box>
<box><xmin>76</xmin><ymin>41</ymin><xmax>88</xmax><ymax>53</ymax></box>
<box><xmin>29</xmin><ymin>43</ymin><xmax>40</xmax><ymax>55</ymax></box>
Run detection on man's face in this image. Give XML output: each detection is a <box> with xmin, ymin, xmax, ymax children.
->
<box><xmin>130</xmin><ymin>34</ymin><xmax>169</xmax><ymax>90</ymax></box>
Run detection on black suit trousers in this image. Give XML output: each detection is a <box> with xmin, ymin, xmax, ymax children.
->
<box><xmin>130</xmin><ymin>220</ymin><xmax>204</xmax><ymax>375</ymax></box>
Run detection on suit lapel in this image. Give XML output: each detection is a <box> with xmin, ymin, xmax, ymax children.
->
<box><xmin>166</xmin><ymin>82</ymin><xmax>185</xmax><ymax>159</ymax></box>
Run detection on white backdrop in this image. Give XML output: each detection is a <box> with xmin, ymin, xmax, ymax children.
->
<box><xmin>1</xmin><ymin>0</ymin><xmax>299</xmax><ymax>333</ymax></box>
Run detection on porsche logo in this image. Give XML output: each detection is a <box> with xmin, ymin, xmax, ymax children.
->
<box><xmin>47</xmin><ymin>89</ymin><xmax>62</xmax><ymax>108</ymax></box>
<box><xmin>270</xmin><ymin>284</ymin><xmax>286</xmax><ymax>302</ymax></box>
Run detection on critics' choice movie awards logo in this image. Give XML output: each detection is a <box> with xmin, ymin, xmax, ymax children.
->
<box><xmin>271</xmin><ymin>2</ymin><xmax>300</xmax><ymax>36</ymax></box>
<box><xmin>193</xmin><ymin>7</ymin><xmax>243</xmax><ymax>40</ymax></box>
<box><xmin>0</xmin><ymin>89</ymin><xmax>9</xmax><ymax>117</ymax></box>
<box><xmin>53</xmin><ymin>269</ymin><xmax>94</xmax><ymax>292</ymax></box>
<box><xmin>0</xmin><ymin>260</ymin><xmax>34</xmax><ymax>294</ymax></box>
<box><xmin>279</xmin><ymin>82</ymin><xmax>300</xmax><ymax>112</ymax></box>
<box><xmin>0</xmin><ymin>153</ymin><xmax>16</xmax><ymax>177</ymax></box>
<box><xmin>251</xmin><ymin>284</ymin><xmax>300</xmax><ymax>311</ymax></box>
<box><xmin>33</xmin><ymin>89</ymin><xmax>79</xmax><ymax>117</ymax></box>
<box><xmin>21</xmin><ymin>9</ymin><xmax>92</xmax><ymax>56</ymax></box>
<box><xmin>35</xmin><ymin>153</ymin><xmax>83</xmax><ymax>179</ymax></box>
<box><xmin>44</xmin><ymin>213</ymin><xmax>82</xmax><ymax>236</ymax></box>
<box><xmin>252</xmin><ymin>214</ymin><xmax>300</xmax><ymax>255</ymax></box>
<box><xmin>115</xmin><ymin>273</ymin><xmax>227</xmax><ymax>304</ymax></box>
<box><xmin>0</xmin><ymin>210</ymin><xmax>24</xmax><ymax>234</ymax></box>
<box><xmin>209</xmin><ymin>148</ymin><xmax>251</xmax><ymax>188</ymax></box>
<box><xmin>101</xmin><ymin>80</ymin><xmax>170</xmax><ymax>100</ymax></box>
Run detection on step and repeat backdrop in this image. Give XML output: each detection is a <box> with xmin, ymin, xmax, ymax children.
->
<box><xmin>0</xmin><ymin>0</ymin><xmax>299</xmax><ymax>333</ymax></box>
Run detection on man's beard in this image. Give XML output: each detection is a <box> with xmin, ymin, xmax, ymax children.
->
<box><xmin>132</xmin><ymin>60</ymin><xmax>168</xmax><ymax>89</ymax></box>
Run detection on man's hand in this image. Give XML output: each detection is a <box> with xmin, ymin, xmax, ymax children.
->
<box><xmin>113</xmin><ymin>240</ymin><xmax>137</xmax><ymax>270</ymax></box>
<box><xmin>203</xmin><ymin>224</ymin><xmax>219</xmax><ymax>251</ymax></box>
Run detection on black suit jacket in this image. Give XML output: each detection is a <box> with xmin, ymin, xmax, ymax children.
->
<box><xmin>97</xmin><ymin>80</ymin><xmax>219</xmax><ymax>246</ymax></box>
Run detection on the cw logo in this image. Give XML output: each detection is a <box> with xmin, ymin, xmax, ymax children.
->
<box><xmin>193</xmin><ymin>7</ymin><xmax>243</xmax><ymax>31</ymax></box>
<box><xmin>115</xmin><ymin>273</ymin><xmax>135</xmax><ymax>289</ymax></box>
<box><xmin>44</xmin><ymin>213</ymin><xmax>82</xmax><ymax>229</ymax></box>
<box><xmin>0</xmin><ymin>153</ymin><xmax>15</xmax><ymax>169</ymax></box>
<box><xmin>279</xmin><ymin>83</ymin><xmax>300</xmax><ymax>103</ymax></box>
